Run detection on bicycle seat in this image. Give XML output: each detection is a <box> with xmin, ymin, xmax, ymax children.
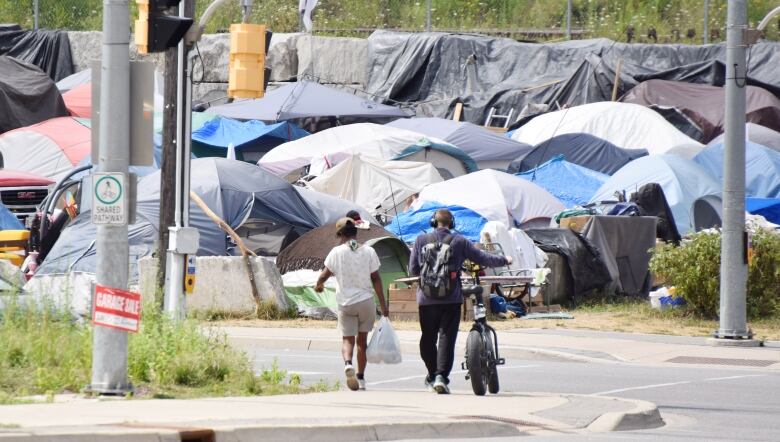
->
<box><xmin>462</xmin><ymin>285</ymin><xmax>483</xmax><ymax>296</ymax></box>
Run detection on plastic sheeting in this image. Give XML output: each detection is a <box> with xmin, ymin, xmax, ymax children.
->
<box><xmin>0</xmin><ymin>203</ymin><xmax>23</xmax><ymax>230</ymax></box>
<box><xmin>414</xmin><ymin>169</ymin><xmax>565</xmax><ymax>228</ymax></box>
<box><xmin>386</xmin><ymin>117</ymin><xmax>532</xmax><ymax>169</ymax></box>
<box><xmin>508</xmin><ymin>133</ymin><xmax>647</xmax><ymax>175</ymax></box>
<box><xmin>0</xmin><ymin>29</ymin><xmax>73</xmax><ymax>81</ymax></box>
<box><xmin>293</xmin><ymin>187</ymin><xmax>376</xmax><ymax>227</ymax></box>
<box><xmin>621</xmin><ymin>80</ymin><xmax>780</xmax><ymax>143</ymax></box>
<box><xmin>516</xmin><ymin>156</ymin><xmax>608</xmax><ymax>208</ymax></box>
<box><xmin>0</xmin><ymin>56</ymin><xmax>69</xmax><ymax>134</ymax></box>
<box><xmin>510</xmin><ymin>102</ymin><xmax>702</xmax><ymax>154</ymax></box>
<box><xmin>480</xmin><ymin>221</ymin><xmax>547</xmax><ymax>270</ymax></box>
<box><xmin>387</xmin><ymin>202</ymin><xmax>487</xmax><ymax>243</ymax></box>
<box><xmin>590</xmin><ymin>155</ymin><xmax>721</xmax><ymax>235</ymax></box>
<box><xmin>694</xmin><ymin>141</ymin><xmax>780</xmax><ymax>199</ymax></box>
<box><xmin>746</xmin><ymin>198</ymin><xmax>780</xmax><ymax>225</ymax></box>
<box><xmin>306</xmin><ymin>154</ymin><xmax>443</xmax><ymax>216</ymax></box>
<box><xmin>708</xmin><ymin>123</ymin><xmax>780</xmax><ymax>154</ymax></box>
<box><xmin>192</xmin><ymin>117</ymin><xmax>309</xmax><ymax>162</ymax></box>
<box><xmin>209</xmin><ymin>80</ymin><xmax>409</xmax><ymax>121</ymax></box>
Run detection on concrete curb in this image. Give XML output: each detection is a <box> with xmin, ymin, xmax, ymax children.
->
<box><xmin>586</xmin><ymin>396</ymin><xmax>664</xmax><ymax>432</ymax></box>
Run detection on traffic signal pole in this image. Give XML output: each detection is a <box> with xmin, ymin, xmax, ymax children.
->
<box><xmin>90</xmin><ymin>0</ymin><xmax>131</xmax><ymax>394</ymax></box>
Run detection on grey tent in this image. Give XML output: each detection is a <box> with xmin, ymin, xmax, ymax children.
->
<box><xmin>209</xmin><ymin>80</ymin><xmax>410</xmax><ymax>122</ymax></box>
<box><xmin>34</xmin><ymin>158</ymin><xmax>323</xmax><ymax>282</ymax></box>
<box><xmin>55</xmin><ymin>68</ymin><xmax>91</xmax><ymax>92</ymax></box>
<box><xmin>709</xmin><ymin>123</ymin><xmax>780</xmax><ymax>154</ymax></box>
<box><xmin>507</xmin><ymin>133</ymin><xmax>648</xmax><ymax>175</ymax></box>
<box><xmin>0</xmin><ymin>56</ymin><xmax>68</xmax><ymax>133</ymax></box>
<box><xmin>386</xmin><ymin>117</ymin><xmax>532</xmax><ymax>170</ymax></box>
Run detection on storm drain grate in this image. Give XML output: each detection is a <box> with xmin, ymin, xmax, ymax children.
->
<box><xmin>666</xmin><ymin>356</ymin><xmax>777</xmax><ymax>367</ymax></box>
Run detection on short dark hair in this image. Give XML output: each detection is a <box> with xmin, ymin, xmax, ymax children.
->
<box><xmin>337</xmin><ymin>223</ymin><xmax>358</xmax><ymax>238</ymax></box>
<box><xmin>434</xmin><ymin>209</ymin><xmax>454</xmax><ymax>228</ymax></box>
<box><xmin>345</xmin><ymin>210</ymin><xmax>361</xmax><ymax>221</ymax></box>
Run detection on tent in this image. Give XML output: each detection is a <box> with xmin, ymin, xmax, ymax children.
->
<box><xmin>694</xmin><ymin>141</ymin><xmax>780</xmax><ymax>199</ymax></box>
<box><xmin>61</xmin><ymin>82</ymin><xmax>90</xmax><ymax>118</ymax></box>
<box><xmin>55</xmin><ymin>69</ymin><xmax>91</xmax><ymax>92</ymax></box>
<box><xmin>590</xmin><ymin>155</ymin><xmax>722</xmax><ymax>235</ymax></box>
<box><xmin>0</xmin><ymin>116</ymin><xmax>90</xmax><ymax>181</ymax></box>
<box><xmin>508</xmin><ymin>133</ymin><xmax>648</xmax><ymax>175</ymax></box>
<box><xmin>306</xmin><ymin>154</ymin><xmax>444</xmax><ymax>216</ymax></box>
<box><xmin>293</xmin><ymin>187</ymin><xmax>376</xmax><ymax>227</ymax></box>
<box><xmin>258</xmin><ymin>123</ymin><xmax>477</xmax><ymax>179</ymax></box>
<box><xmin>510</xmin><ymin>102</ymin><xmax>702</xmax><ymax>155</ymax></box>
<box><xmin>209</xmin><ymin>80</ymin><xmax>410</xmax><ymax>122</ymax></box>
<box><xmin>621</xmin><ymin>80</ymin><xmax>780</xmax><ymax>143</ymax></box>
<box><xmin>386</xmin><ymin>117</ymin><xmax>532</xmax><ymax>169</ymax></box>
<box><xmin>0</xmin><ymin>56</ymin><xmax>69</xmax><ymax>134</ymax></box>
<box><xmin>746</xmin><ymin>198</ymin><xmax>780</xmax><ymax>225</ymax></box>
<box><xmin>414</xmin><ymin>169</ymin><xmax>565</xmax><ymax>229</ymax></box>
<box><xmin>387</xmin><ymin>202</ymin><xmax>488</xmax><ymax>243</ymax></box>
<box><xmin>192</xmin><ymin>117</ymin><xmax>310</xmax><ymax>163</ymax></box>
<box><xmin>709</xmin><ymin>123</ymin><xmax>780</xmax><ymax>154</ymax></box>
<box><xmin>516</xmin><ymin>156</ymin><xmax>608</xmax><ymax>208</ymax></box>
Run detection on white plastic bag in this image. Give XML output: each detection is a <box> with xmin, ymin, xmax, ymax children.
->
<box><xmin>366</xmin><ymin>317</ymin><xmax>402</xmax><ymax>364</ymax></box>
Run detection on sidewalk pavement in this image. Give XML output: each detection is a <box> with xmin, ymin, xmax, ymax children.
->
<box><xmin>221</xmin><ymin>325</ymin><xmax>780</xmax><ymax>370</ymax></box>
<box><xmin>0</xmin><ymin>390</ymin><xmax>661</xmax><ymax>441</ymax></box>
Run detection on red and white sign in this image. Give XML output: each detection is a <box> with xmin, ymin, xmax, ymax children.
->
<box><xmin>92</xmin><ymin>285</ymin><xmax>141</xmax><ymax>333</ymax></box>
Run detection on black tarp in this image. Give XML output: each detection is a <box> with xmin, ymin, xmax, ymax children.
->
<box><xmin>366</xmin><ymin>31</ymin><xmax>780</xmax><ymax>125</ymax></box>
<box><xmin>525</xmin><ymin>228</ymin><xmax>612</xmax><ymax>300</ymax></box>
<box><xmin>0</xmin><ymin>56</ymin><xmax>69</xmax><ymax>133</ymax></box>
<box><xmin>0</xmin><ymin>29</ymin><xmax>73</xmax><ymax>81</ymax></box>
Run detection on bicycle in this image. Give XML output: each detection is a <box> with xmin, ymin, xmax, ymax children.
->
<box><xmin>461</xmin><ymin>263</ymin><xmax>505</xmax><ymax>396</ymax></box>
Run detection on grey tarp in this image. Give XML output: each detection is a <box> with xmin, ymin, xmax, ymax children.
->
<box><xmin>507</xmin><ymin>133</ymin><xmax>648</xmax><ymax>175</ymax></box>
<box><xmin>709</xmin><ymin>123</ymin><xmax>780</xmax><ymax>153</ymax></box>
<box><xmin>366</xmin><ymin>31</ymin><xmax>780</xmax><ymax>125</ymax></box>
<box><xmin>34</xmin><ymin>158</ymin><xmax>322</xmax><ymax>282</ymax></box>
<box><xmin>386</xmin><ymin>117</ymin><xmax>532</xmax><ymax>169</ymax></box>
<box><xmin>209</xmin><ymin>80</ymin><xmax>410</xmax><ymax>122</ymax></box>
<box><xmin>621</xmin><ymin>79</ymin><xmax>780</xmax><ymax>143</ymax></box>
<box><xmin>0</xmin><ymin>56</ymin><xmax>69</xmax><ymax>133</ymax></box>
<box><xmin>0</xmin><ymin>29</ymin><xmax>73</xmax><ymax>81</ymax></box>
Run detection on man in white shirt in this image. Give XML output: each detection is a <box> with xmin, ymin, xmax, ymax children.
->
<box><xmin>315</xmin><ymin>217</ymin><xmax>389</xmax><ymax>391</ymax></box>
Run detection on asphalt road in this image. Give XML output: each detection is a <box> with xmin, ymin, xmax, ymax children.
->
<box><xmin>238</xmin><ymin>341</ymin><xmax>780</xmax><ymax>441</ymax></box>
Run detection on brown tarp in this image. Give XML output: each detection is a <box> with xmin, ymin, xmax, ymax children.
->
<box><xmin>621</xmin><ymin>79</ymin><xmax>780</xmax><ymax>143</ymax></box>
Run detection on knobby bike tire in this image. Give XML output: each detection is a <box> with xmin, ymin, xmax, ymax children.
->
<box><xmin>466</xmin><ymin>330</ymin><xmax>487</xmax><ymax>396</ymax></box>
<box><xmin>486</xmin><ymin>333</ymin><xmax>500</xmax><ymax>394</ymax></box>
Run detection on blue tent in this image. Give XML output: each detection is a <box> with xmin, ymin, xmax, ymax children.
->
<box><xmin>746</xmin><ymin>198</ymin><xmax>780</xmax><ymax>225</ymax></box>
<box><xmin>192</xmin><ymin>117</ymin><xmax>309</xmax><ymax>163</ymax></box>
<box><xmin>0</xmin><ymin>203</ymin><xmax>23</xmax><ymax>230</ymax></box>
<box><xmin>517</xmin><ymin>156</ymin><xmax>609</xmax><ymax>208</ymax></box>
<box><xmin>387</xmin><ymin>202</ymin><xmax>487</xmax><ymax>243</ymax></box>
<box><xmin>590</xmin><ymin>155</ymin><xmax>722</xmax><ymax>235</ymax></box>
<box><xmin>694</xmin><ymin>141</ymin><xmax>780</xmax><ymax>198</ymax></box>
<box><xmin>508</xmin><ymin>133</ymin><xmax>648</xmax><ymax>175</ymax></box>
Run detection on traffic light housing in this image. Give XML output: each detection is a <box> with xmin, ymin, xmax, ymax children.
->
<box><xmin>135</xmin><ymin>0</ymin><xmax>194</xmax><ymax>54</ymax></box>
<box><xmin>229</xmin><ymin>23</ymin><xmax>272</xmax><ymax>99</ymax></box>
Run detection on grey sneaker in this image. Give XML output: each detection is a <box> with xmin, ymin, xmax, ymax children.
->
<box><xmin>358</xmin><ymin>378</ymin><xmax>366</xmax><ymax>390</ymax></box>
<box><xmin>424</xmin><ymin>376</ymin><xmax>435</xmax><ymax>392</ymax></box>
<box><xmin>433</xmin><ymin>375</ymin><xmax>450</xmax><ymax>394</ymax></box>
<box><xmin>344</xmin><ymin>364</ymin><xmax>359</xmax><ymax>391</ymax></box>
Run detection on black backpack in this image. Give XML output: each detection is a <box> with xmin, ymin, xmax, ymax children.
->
<box><xmin>419</xmin><ymin>233</ymin><xmax>457</xmax><ymax>299</ymax></box>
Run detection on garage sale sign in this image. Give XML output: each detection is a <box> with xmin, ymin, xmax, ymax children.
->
<box><xmin>92</xmin><ymin>285</ymin><xmax>141</xmax><ymax>333</ymax></box>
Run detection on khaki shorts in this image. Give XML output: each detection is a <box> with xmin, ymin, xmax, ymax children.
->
<box><xmin>338</xmin><ymin>298</ymin><xmax>376</xmax><ymax>336</ymax></box>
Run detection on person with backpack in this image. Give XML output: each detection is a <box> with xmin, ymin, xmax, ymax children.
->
<box><xmin>409</xmin><ymin>209</ymin><xmax>511</xmax><ymax>394</ymax></box>
<box><xmin>315</xmin><ymin>217</ymin><xmax>390</xmax><ymax>391</ymax></box>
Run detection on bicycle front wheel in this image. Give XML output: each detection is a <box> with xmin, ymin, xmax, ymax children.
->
<box><xmin>466</xmin><ymin>330</ymin><xmax>487</xmax><ymax>396</ymax></box>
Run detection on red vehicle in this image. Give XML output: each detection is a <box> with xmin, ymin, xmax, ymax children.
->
<box><xmin>0</xmin><ymin>169</ymin><xmax>54</xmax><ymax>222</ymax></box>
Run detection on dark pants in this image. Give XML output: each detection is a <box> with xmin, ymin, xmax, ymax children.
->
<box><xmin>419</xmin><ymin>303</ymin><xmax>462</xmax><ymax>383</ymax></box>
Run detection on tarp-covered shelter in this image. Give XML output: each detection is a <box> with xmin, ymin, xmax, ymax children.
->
<box><xmin>746</xmin><ymin>198</ymin><xmax>780</xmax><ymax>225</ymax></box>
<box><xmin>510</xmin><ymin>102</ymin><xmax>702</xmax><ymax>155</ymax></box>
<box><xmin>621</xmin><ymin>80</ymin><xmax>780</xmax><ymax>143</ymax></box>
<box><xmin>61</xmin><ymin>82</ymin><xmax>91</xmax><ymax>118</ymax></box>
<box><xmin>508</xmin><ymin>133</ymin><xmax>647</xmax><ymax>175</ymax></box>
<box><xmin>0</xmin><ymin>29</ymin><xmax>73</xmax><ymax>81</ymax></box>
<box><xmin>387</xmin><ymin>202</ymin><xmax>487</xmax><ymax>243</ymax></box>
<box><xmin>192</xmin><ymin>117</ymin><xmax>309</xmax><ymax>163</ymax></box>
<box><xmin>209</xmin><ymin>80</ymin><xmax>409</xmax><ymax>122</ymax></box>
<box><xmin>0</xmin><ymin>56</ymin><xmax>69</xmax><ymax>134</ymax></box>
<box><xmin>414</xmin><ymin>169</ymin><xmax>565</xmax><ymax>229</ymax></box>
<box><xmin>516</xmin><ymin>156</ymin><xmax>608</xmax><ymax>208</ymax></box>
<box><xmin>0</xmin><ymin>116</ymin><xmax>90</xmax><ymax>180</ymax></box>
<box><xmin>293</xmin><ymin>187</ymin><xmax>376</xmax><ymax>227</ymax></box>
<box><xmin>709</xmin><ymin>123</ymin><xmax>780</xmax><ymax>154</ymax></box>
<box><xmin>258</xmin><ymin>123</ymin><xmax>477</xmax><ymax>179</ymax></box>
<box><xmin>55</xmin><ymin>69</ymin><xmax>91</xmax><ymax>92</ymax></box>
<box><xmin>590</xmin><ymin>155</ymin><xmax>722</xmax><ymax>235</ymax></box>
<box><xmin>694</xmin><ymin>141</ymin><xmax>780</xmax><ymax>199</ymax></box>
<box><xmin>306</xmin><ymin>154</ymin><xmax>443</xmax><ymax>216</ymax></box>
<box><xmin>386</xmin><ymin>117</ymin><xmax>532</xmax><ymax>169</ymax></box>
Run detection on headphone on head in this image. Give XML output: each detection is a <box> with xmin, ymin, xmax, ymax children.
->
<box><xmin>429</xmin><ymin>212</ymin><xmax>455</xmax><ymax>229</ymax></box>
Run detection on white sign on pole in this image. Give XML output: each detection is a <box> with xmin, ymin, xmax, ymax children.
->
<box><xmin>92</xmin><ymin>172</ymin><xmax>127</xmax><ymax>225</ymax></box>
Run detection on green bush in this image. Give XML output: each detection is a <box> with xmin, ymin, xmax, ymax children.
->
<box><xmin>650</xmin><ymin>229</ymin><xmax>780</xmax><ymax>320</ymax></box>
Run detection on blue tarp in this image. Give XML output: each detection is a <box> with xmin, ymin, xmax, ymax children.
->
<box><xmin>746</xmin><ymin>198</ymin><xmax>780</xmax><ymax>225</ymax></box>
<box><xmin>193</xmin><ymin>117</ymin><xmax>309</xmax><ymax>149</ymax></box>
<box><xmin>694</xmin><ymin>141</ymin><xmax>780</xmax><ymax>198</ymax></box>
<box><xmin>517</xmin><ymin>156</ymin><xmax>608</xmax><ymax>208</ymax></box>
<box><xmin>0</xmin><ymin>203</ymin><xmax>23</xmax><ymax>230</ymax></box>
<box><xmin>386</xmin><ymin>202</ymin><xmax>487</xmax><ymax>243</ymax></box>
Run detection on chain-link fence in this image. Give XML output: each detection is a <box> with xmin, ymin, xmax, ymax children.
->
<box><xmin>3</xmin><ymin>1</ymin><xmax>779</xmax><ymax>42</ymax></box>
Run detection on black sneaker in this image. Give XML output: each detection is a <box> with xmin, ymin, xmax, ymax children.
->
<box><xmin>424</xmin><ymin>375</ymin><xmax>435</xmax><ymax>392</ymax></box>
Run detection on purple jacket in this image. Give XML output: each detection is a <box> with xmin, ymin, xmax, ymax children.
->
<box><xmin>409</xmin><ymin>228</ymin><xmax>509</xmax><ymax>305</ymax></box>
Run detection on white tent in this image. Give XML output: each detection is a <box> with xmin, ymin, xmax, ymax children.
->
<box><xmin>307</xmin><ymin>154</ymin><xmax>443</xmax><ymax>216</ymax></box>
<box><xmin>510</xmin><ymin>102</ymin><xmax>702</xmax><ymax>155</ymax></box>
<box><xmin>414</xmin><ymin>169</ymin><xmax>565</xmax><ymax>227</ymax></box>
<box><xmin>258</xmin><ymin>123</ymin><xmax>477</xmax><ymax>179</ymax></box>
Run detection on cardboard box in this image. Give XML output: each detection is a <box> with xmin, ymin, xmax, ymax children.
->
<box><xmin>559</xmin><ymin>215</ymin><xmax>592</xmax><ymax>232</ymax></box>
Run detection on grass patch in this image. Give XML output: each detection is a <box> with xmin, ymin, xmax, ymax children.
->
<box><xmin>0</xmin><ymin>295</ymin><xmax>335</xmax><ymax>401</ymax></box>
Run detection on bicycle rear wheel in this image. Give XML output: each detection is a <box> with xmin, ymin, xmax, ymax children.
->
<box><xmin>486</xmin><ymin>333</ymin><xmax>500</xmax><ymax>394</ymax></box>
<box><xmin>466</xmin><ymin>330</ymin><xmax>487</xmax><ymax>396</ymax></box>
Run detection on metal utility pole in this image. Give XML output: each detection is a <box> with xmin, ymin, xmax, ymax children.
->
<box><xmin>565</xmin><ymin>0</ymin><xmax>572</xmax><ymax>40</ymax></box>
<box><xmin>90</xmin><ymin>0</ymin><xmax>131</xmax><ymax>393</ymax></box>
<box><xmin>33</xmin><ymin>0</ymin><xmax>39</xmax><ymax>30</ymax></box>
<box><xmin>712</xmin><ymin>0</ymin><xmax>754</xmax><ymax>345</ymax></box>
<box><xmin>157</xmin><ymin>44</ymin><xmax>179</xmax><ymax>298</ymax></box>
<box><xmin>425</xmin><ymin>0</ymin><xmax>432</xmax><ymax>32</ymax></box>
<box><xmin>703</xmin><ymin>0</ymin><xmax>710</xmax><ymax>44</ymax></box>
